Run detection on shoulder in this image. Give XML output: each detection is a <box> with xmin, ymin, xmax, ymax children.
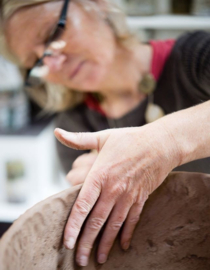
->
<box><xmin>176</xmin><ymin>30</ymin><xmax>210</xmax><ymax>45</ymax></box>
<box><xmin>173</xmin><ymin>30</ymin><xmax>210</xmax><ymax>58</ymax></box>
<box><xmin>175</xmin><ymin>31</ymin><xmax>210</xmax><ymax>89</ymax></box>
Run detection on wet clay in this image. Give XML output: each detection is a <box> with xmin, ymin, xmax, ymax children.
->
<box><xmin>1</xmin><ymin>172</ymin><xmax>210</xmax><ymax>270</ymax></box>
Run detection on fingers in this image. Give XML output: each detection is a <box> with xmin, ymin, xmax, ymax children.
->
<box><xmin>75</xmin><ymin>193</ymin><xmax>114</xmax><ymax>266</ymax></box>
<box><xmin>96</xmin><ymin>200</ymin><xmax>131</xmax><ymax>264</ymax></box>
<box><xmin>120</xmin><ymin>190</ymin><xmax>147</xmax><ymax>250</ymax></box>
<box><xmin>67</xmin><ymin>152</ymin><xmax>98</xmax><ymax>185</ymax></box>
<box><xmin>72</xmin><ymin>152</ymin><xmax>98</xmax><ymax>169</ymax></box>
<box><xmin>66</xmin><ymin>166</ymin><xmax>92</xmax><ymax>186</ymax></box>
<box><xmin>54</xmin><ymin>128</ymin><xmax>99</xmax><ymax>150</ymax></box>
<box><xmin>64</xmin><ymin>173</ymin><xmax>102</xmax><ymax>251</ymax></box>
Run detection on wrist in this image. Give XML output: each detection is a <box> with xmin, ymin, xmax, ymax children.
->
<box><xmin>157</xmin><ymin>119</ymin><xmax>184</xmax><ymax>168</ymax></box>
<box><xmin>134</xmin><ymin>121</ymin><xmax>182</xmax><ymax>171</ymax></box>
<box><xmin>156</xmin><ymin>101</ymin><xmax>210</xmax><ymax>167</ymax></box>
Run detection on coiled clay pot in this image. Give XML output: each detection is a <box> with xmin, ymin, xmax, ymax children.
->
<box><xmin>1</xmin><ymin>172</ymin><xmax>210</xmax><ymax>269</ymax></box>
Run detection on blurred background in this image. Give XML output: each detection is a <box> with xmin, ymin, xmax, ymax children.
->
<box><xmin>0</xmin><ymin>0</ymin><xmax>210</xmax><ymax>236</ymax></box>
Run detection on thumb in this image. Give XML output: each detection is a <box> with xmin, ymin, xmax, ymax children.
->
<box><xmin>54</xmin><ymin>128</ymin><xmax>104</xmax><ymax>150</ymax></box>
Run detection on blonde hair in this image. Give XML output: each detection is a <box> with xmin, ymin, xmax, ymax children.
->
<box><xmin>6</xmin><ymin>0</ymin><xmax>137</xmax><ymax>112</ymax></box>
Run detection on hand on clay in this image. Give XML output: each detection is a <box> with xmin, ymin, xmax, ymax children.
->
<box><xmin>66</xmin><ymin>152</ymin><xmax>98</xmax><ymax>186</ymax></box>
<box><xmin>54</xmin><ymin>123</ymin><xmax>181</xmax><ymax>267</ymax></box>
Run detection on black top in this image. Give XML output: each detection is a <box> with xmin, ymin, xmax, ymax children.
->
<box><xmin>56</xmin><ymin>31</ymin><xmax>210</xmax><ymax>174</ymax></box>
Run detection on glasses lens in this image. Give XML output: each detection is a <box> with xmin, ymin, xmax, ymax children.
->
<box><xmin>49</xmin><ymin>26</ymin><xmax>65</xmax><ymax>44</ymax></box>
<box><xmin>25</xmin><ymin>24</ymin><xmax>65</xmax><ymax>88</ymax></box>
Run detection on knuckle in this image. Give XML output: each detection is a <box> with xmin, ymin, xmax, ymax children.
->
<box><xmin>135</xmin><ymin>188</ymin><xmax>147</xmax><ymax>205</ymax></box>
<box><xmin>118</xmin><ymin>182</ymin><xmax>127</xmax><ymax>194</ymax></box>
<box><xmin>126</xmin><ymin>193</ymin><xmax>136</xmax><ymax>205</ymax></box>
<box><xmin>66</xmin><ymin>174</ymin><xmax>71</xmax><ymax>183</ymax></box>
<box><xmin>80</xmin><ymin>242</ymin><xmax>93</xmax><ymax>250</ymax></box>
<box><xmin>70</xmin><ymin>179</ymin><xmax>79</xmax><ymax>186</ymax></box>
<box><xmin>72</xmin><ymin>160</ymin><xmax>79</xmax><ymax>169</ymax></box>
<box><xmin>75</xmin><ymin>132</ymin><xmax>83</xmax><ymax>141</ymax></box>
<box><xmin>88</xmin><ymin>217</ymin><xmax>104</xmax><ymax>231</ymax></box>
<box><xmin>66</xmin><ymin>170</ymin><xmax>74</xmax><ymax>180</ymax></box>
<box><xmin>72</xmin><ymin>154</ymin><xmax>88</xmax><ymax>168</ymax></box>
<box><xmin>109</xmin><ymin>220</ymin><xmax>123</xmax><ymax>231</ymax></box>
<box><xmin>88</xmin><ymin>172</ymin><xmax>104</xmax><ymax>190</ymax></box>
<box><xmin>110</xmin><ymin>182</ymin><xmax>127</xmax><ymax>197</ymax></box>
<box><xmin>101</xmin><ymin>240</ymin><xmax>113</xmax><ymax>249</ymax></box>
<box><xmin>71</xmin><ymin>220</ymin><xmax>81</xmax><ymax>231</ymax></box>
<box><xmin>91</xmin><ymin>178</ymin><xmax>102</xmax><ymax>192</ymax></box>
<box><xmin>74</xmin><ymin>133</ymin><xmax>86</xmax><ymax>150</ymax></box>
<box><xmin>75</xmin><ymin>199</ymin><xmax>91</xmax><ymax>215</ymax></box>
<box><xmin>128</xmin><ymin>215</ymin><xmax>140</xmax><ymax>225</ymax></box>
<box><xmin>65</xmin><ymin>221</ymin><xmax>80</xmax><ymax>235</ymax></box>
<box><xmin>97</xmin><ymin>170</ymin><xmax>109</xmax><ymax>185</ymax></box>
<box><xmin>135</xmin><ymin>196</ymin><xmax>146</xmax><ymax>209</ymax></box>
<box><xmin>67</xmin><ymin>170</ymin><xmax>84</xmax><ymax>185</ymax></box>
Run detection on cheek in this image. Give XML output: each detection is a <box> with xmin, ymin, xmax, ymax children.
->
<box><xmin>65</xmin><ymin>29</ymin><xmax>116</xmax><ymax>70</ymax></box>
<box><xmin>87</xmin><ymin>31</ymin><xmax>115</xmax><ymax>64</ymax></box>
<box><xmin>64</xmin><ymin>6</ymin><xmax>116</xmax><ymax>65</ymax></box>
<box><xmin>45</xmin><ymin>36</ymin><xmax>115</xmax><ymax>89</ymax></box>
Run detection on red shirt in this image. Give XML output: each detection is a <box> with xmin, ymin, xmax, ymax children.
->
<box><xmin>150</xmin><ymin>39</ymin><xmax>175</xmax><ymax>81</ymax></box>
<box><xmin>85</xmin><ymin>39</ymin><xmax>175</xmax><ymax>115</ymax></box>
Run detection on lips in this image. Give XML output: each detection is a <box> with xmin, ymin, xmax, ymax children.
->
<box><xmin>69</xmin><ymin>60</ymin><xmax>86</xmax><ymax>79</ymax></box>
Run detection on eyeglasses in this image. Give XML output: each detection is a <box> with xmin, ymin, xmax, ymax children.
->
<box><xmin>25</xmin><ymin>0</ymin><xmax>70</xmax><ymax>88</ymax></box>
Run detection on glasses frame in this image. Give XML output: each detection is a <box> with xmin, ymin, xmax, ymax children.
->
<box><xmin>25</xmin><ymin>0</ymin><xmax>70</xmax><ymax>87</ymax></box>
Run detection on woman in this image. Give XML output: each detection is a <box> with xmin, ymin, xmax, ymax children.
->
<box><xmin>2</xmin><ymin>0</ymin><xmax>210</xmax><ymax>176</ymax></box>
<box><xmin>1</xmin><ymin>0</ymin><xmax>210</xmax><ymax>266</ymax></box>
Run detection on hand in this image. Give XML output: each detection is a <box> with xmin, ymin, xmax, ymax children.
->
<box><xmin>54</xmin><ymin>123</ymin><xmax>181</xmax><ymax>267</ymax></box>
<box><xmin>66</xmin><ymin>152</ymin><xmax>98</xmax><ymax>186</ymax></box>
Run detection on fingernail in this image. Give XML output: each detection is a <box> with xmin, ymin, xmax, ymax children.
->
<box><xmin>77</xmin><ymin>255</ymin><xmax>88</xmax><ymax>266</ymax></box>
<box><xmin>65</xmin><ymin>237</ymin><xmax>75</xmax><ymax>249</ymax></box>
<box><xmin>98</xmin><ymin>254</ymin><xmax>107</xmax><ymax>264</ymax></box>
<box><xmin>122</xmin><ymin>241</ymin><xmax>130</xmax><ymax>250</ymax></box>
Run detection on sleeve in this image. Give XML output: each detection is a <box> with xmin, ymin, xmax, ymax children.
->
<box><xmin>180</xmin><ymin>31</ymin><xmax>210</xmax><ymax>100</ymax></box>
<box><xmin>55</xmin><ymin>105</ymin><xmax>91</xmax><ymax>174</ymax></box>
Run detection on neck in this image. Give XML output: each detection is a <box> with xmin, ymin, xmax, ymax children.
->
<box><xmin>99</xmin><ymin>42</ymin><xmax>152</xmax><ymax>118</ymax></box>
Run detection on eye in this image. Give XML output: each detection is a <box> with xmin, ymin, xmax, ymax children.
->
<box><xmin>38</xmin><ymin>22</ymin><xmax>58</xmax><ymax>46</ymax></box>
<box><xmin>47</xmin><ymin>25</ymin><xmax>65</xmax><ymax>45</ymax></box>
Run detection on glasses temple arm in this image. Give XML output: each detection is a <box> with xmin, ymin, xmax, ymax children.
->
<box><xmin>58</xmin><ymin>0</ymin><xmax>71</xmax><ymax>27</ymax></box>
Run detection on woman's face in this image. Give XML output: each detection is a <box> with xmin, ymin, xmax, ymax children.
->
<box><xmin>5</xmin><ymin>0</ymin><xmax>116</xmax><ymax>91</ymax></box>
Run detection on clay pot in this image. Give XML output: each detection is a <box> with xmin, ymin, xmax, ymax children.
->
<box><xmin>1</xmin><ymin>172</ymin><xmax>210</xmax><ymax>269</ymax></box>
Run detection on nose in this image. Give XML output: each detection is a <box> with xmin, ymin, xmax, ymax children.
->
<box><xmin>43</xmin><ymin>54</ymin><xmax>67</xmax><ymax>73</ymax></box>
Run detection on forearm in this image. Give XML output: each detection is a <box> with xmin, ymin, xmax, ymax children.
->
<box><xmin>159</xmin><ymin>100</ymin><xmax>210</xmax><ymax>166</ymax></box>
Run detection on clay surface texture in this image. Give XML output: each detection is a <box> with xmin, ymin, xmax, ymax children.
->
<box><xmin>1</xmin><ymin>172</ymin><xmax>210</xmax><ymax>269</ymax></box>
